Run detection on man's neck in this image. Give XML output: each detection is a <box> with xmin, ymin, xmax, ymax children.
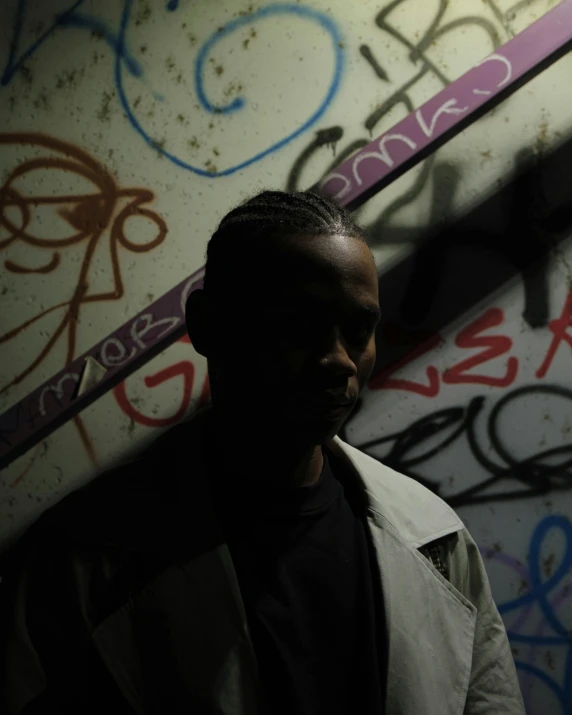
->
<box><xmin>207</xmin><ymin>409</ymin><xmax>324</xmax><ymax>489</ymax></box>
<box><xmin>286</xmin><ymin>445</ymin><xmax>324</xmax><ymax>488</ymax></box>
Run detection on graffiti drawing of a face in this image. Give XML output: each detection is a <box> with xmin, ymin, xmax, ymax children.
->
<box><xmin>0</xmin><ymin>133</ymin><xmax>167</xmax><ymax>462</ymax></box>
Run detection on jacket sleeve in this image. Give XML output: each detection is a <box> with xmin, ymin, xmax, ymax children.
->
<box><xmin>0</xmin><ymin>528</ymin><xmax>135</xmax><ymax>715</ymax></box>
<box><xmin>443</xmin><ymin>527</ymin><xmax>526</xmax><ymax>715</ymax></box>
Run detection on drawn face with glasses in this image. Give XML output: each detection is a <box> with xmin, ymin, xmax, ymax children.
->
<box><xmin>0</xmin><ymin>133</ymin><xmax>167</xmax><ymax>414</ymax></box>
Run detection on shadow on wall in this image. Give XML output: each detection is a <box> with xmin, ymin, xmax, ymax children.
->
<box><xmin>335</xmin><ymin>132</ymin><xmax>572</xmax><ymax>510</ymax></box>
<box><xmin>369</xmin><ymin>131</ymin><xmax>572</xmax><ymax>377</ymax></box>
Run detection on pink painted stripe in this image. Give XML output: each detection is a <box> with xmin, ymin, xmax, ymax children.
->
<box><xmin>2</xmin><ymin>1</ymin><xmax>572</xmax><ymax>469</ymax></box>
<box><xmin>317</xmin><ymin>0</ymin><xmax>572</xmax><ymax>208</ymax></box>
<box><xmin>0</xmin><ymin>269</ymin><xmax>203</xmax><ymax>467</ymax></box>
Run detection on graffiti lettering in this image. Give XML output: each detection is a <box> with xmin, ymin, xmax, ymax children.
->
<box><xmin>352</xmin><ymin>133</ymin><xmax>417</xmax><ymax>186</ymax></box>
<box><xmin>536</xmin><ymin>289</ymin><xmax>572</xmax><ymax>379</ymax></box>
<box><xmin>371</xmin><ymin>293</ymin><xmax>572</xmax><ymax>396</ymax></box>
<box><xmin>344</xmin><ymin>384</ymin><xmax>572</xmax><ymax>507</ymax></box>
<box><xmin>100</xmin><ymin>338</ymin><xmax>137</xmax><ymax>369</ymax></box>
<box><xmin>0</xmin><ymin>0</ymin><xmax>141</xmax><ymax>86</ymax></box>
<box><xmin>0</xmin><ymin>133</ymin><xmax>167</xmax><ymax>396</ymax></box>
<box><xmin>113</xmin><ymin>360</ymin><xmax>195</xmax><ymax>429</ymax></box>
<box><xmin>112</xmin><ymin>335</ymin><xmax>210</xmax><ymax>429</ymax></box>
<box><xmin>0</xmin><ymin>399</ymin><xmax>42</xmax><ymax>448</ymax></box>
<box><xmin>318</xmin><ymin>44</ymin><xmax>511</xmax><ymax>202</ymax></box>
<box><xmin>415</xmin><ymin>99</ymin><xmax>470</xmax><ymax>138</ymax></box>
<box><xmin>0</xmin><ymin>132</ymin><xmax>166</xmax><ymax>465</ymax></box>
<box><xmin>285</xmin><ymin>0</ymin><xmax>571</xmax><ymax>335</ymax></box>
<box><xmin>130</xmin><ymin>314</ymin><xmax>180</xmax><ymax>351</ymax></box>
<box><xmin>38</xmin><ymin>373</ymin><xmax>79</xmax><ymax>416</ymax></box>
<box><xmin>0</xmin><ymin>268</ymin><xmax>202</xmax><ymax>468</ymax></box>
<box><xmin>485</xmin><ymin>514</ymin><xmax>572</xmax><ymax>715</ymax></box>
<box><xmin>121</xmin><ymin>2</ymin><xmax>344</xmax><ymax>176</ymax></box>
<box><xmin>442</xmin><ymin>307</ymin><xmax>519</xmax><ymax>387</ymax></box>
<box><xmin>473</xmin><ymin>52</ymin><xmax>513</xmax><ymax>92</ymax></box>
<box><xmin>368</xmin><ymin>333</ymin><xmax>442</xmax><ymax>397</ymax></box>
<box><xmin>2</xmin><ymin>1</ymin><xmax>344</xmax><ymax>177</ymax></box>
<box><xmin>99</xmin><ymin>313</ymin><xmax>182</xmax><ymax>368</ymax></box>
<box><xmin>315</xmin><ymin>0</ymin><xmax>515</xmax><ymax>204</ymax></box>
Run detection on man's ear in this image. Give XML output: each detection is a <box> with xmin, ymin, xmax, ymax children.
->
<box><xmin>185</xmin><ymin>288</ymin><xmax>211</xmax><ymax>357</ymax></box>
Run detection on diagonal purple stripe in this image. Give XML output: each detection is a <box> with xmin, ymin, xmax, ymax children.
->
<box><xmin>0</xmin><ymin>269</ymin><xmax>203</xmax><ymax>468</ymax></box>
<box><xmin>316</xmin><ymin>0</ymin><xmax>572</xmax><ymax>208</ymax></box>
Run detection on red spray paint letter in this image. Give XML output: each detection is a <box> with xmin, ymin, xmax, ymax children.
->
<box><xmin>442</xmin><ymin>308</ymin><xmax>518</xmax><ymax>387</ymax></box>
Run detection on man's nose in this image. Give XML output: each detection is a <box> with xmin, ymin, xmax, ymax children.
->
<box><xmin>317</xmin><ymin>327</ymin><xmax>357</xmax><ymax>377</ymax></box>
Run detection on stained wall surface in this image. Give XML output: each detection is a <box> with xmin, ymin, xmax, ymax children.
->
<box><xmin>1</xmin><ymin>1</ymin><xmax>571</xmax><ymax>712</ymax></box>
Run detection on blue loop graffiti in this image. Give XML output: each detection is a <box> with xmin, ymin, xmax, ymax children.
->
<box><xmin>495</xmin><ymin>515</ymin><xmax>572</xmax><ymax>712</ymax></box>
<box><xmin>59</xmin><ymin>10</ymin><xmax>143</xmax><ymax>78</ymax></box>
<box><xmin>115</xmin><ymin>1</ymin><xmax>345</xmax><ymax>176</ymax></box>
<box><xmin>2</xmin><ymin>0</ymin><xmax>85</xmax><ymax>86</ymax></box>
<box><xmin>2</xmin><ymin>0</ymin><xmax>344</xmax><ymax>178</ymax></box>
<box><xmin>1</xmin><ymin>0</ymin><xmax>141</xmax><ymax>85</ymax></box>
<box><xmin>193</xmin><ymin>4</ymin><xmax>343</xmax><ymax>119</ymax></box>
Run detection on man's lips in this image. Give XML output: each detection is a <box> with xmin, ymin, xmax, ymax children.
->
<box><xmin>297</xmin><ymin>393</ymin><xmax>353</xmax><ymax>408</ymax></box>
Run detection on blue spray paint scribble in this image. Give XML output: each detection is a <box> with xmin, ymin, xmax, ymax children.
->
<box><xmin>58</xmin><ymin>10</ymin><xmax>142</xmax><ymax>77</ymax></box>
<box><xmin>1</xmin><ymin>0</ymin><xmax>141</xmax><ymax>85</ymax></box>
<box><xmin>2</xmin><ymin>0</ymin><xmax>85</xmax><ymax>85</ymax></box>
<box><xmin>2</xmin><ymin>0</ymin><xmax>344</xmax><ymax>177</ymax></box>
<box><xmin>115</xmin><ymin>1</ymin><xmax>344</xmax><ymax>176</ymax></box>
<box><xmin>192</xmin><ymin>4</ymin><xmax>343</xmax><ymax>117</ymax></box>
<box><xmin>488</xmin><ymin>515</ymin><xmax>572</xmax><ymax>713</ymax></box>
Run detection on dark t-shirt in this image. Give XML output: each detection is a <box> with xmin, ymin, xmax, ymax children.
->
<box><xmin>210</xmin><ymin>451</ymin><xmax>386</xmax><ymax>715</ymax></box>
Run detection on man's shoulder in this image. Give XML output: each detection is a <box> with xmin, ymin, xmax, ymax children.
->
<box><xmin>0</xmin><ymin>454</ymin><xmax>146</xmax><ymax>582</ymax></box>
<box><xmin>1</xmin><ymin>418</ymin><xmax>215</xmax><ymax>606</ymax></box>
<box><xmin>5</xmin><ymin>416</ymin><xmax>208</xmax><ymax>560</ymax></box>
<box><xmin>331</xmin><ymin>437</ymin><xmax>464</xmax><ymax>548</ymax></box>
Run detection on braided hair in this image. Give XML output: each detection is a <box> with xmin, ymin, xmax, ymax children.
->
<box><xmin>203</xmin><ymin>190</ymin><xmax>367</xmax><ymax>305</ymax></box>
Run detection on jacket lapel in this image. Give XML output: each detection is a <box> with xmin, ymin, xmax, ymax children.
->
<box><xmin>92</xmin><ymin>544</ymin><xmax>261</xmax><ymax>715</ymax></box>
<box><xmin>86</xmin><ymin>410</ymin><xmax>262</xmax><ymax>714</ymax></box>
<box><xmin>329</xmin><ymin>437</ymin><xmax>477</xmax><ymax>715</ymax></box>
<box><xmin>368</xmin><ymin>516</ymin><xmax>476</xmax><ymax>715</ymax></box>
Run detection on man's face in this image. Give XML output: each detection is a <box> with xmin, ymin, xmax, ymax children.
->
<box><xmin>210</xmin><ymin>232</ymin><xmax>380</xmax><ymax>444</ymax></box>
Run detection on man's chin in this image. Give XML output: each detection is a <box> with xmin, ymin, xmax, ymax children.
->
<box><xmin>218</xmin><ymin>401</ymin><xmax>348</xmax><ymax>443</ymax></box>
<box><xmin>289</xmin><ymin>410</ymin><xmax>348</xmax><ymax>443</ymax></box>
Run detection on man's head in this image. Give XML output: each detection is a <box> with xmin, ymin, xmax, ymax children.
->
<box><xmin>186</xmin><ymin>190</ymin><xmax>379</xmax><ymax>446</ymax></box>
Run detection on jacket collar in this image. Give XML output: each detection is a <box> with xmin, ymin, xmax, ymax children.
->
<box><xmin>326</xmin><ymin>437</ymin><xmax>474</xmax><ymax>715</ymax></box>
<box><xmin>327</xmin><ymin>436</ymin><xmax>464</xmax><ymax>548</ymax></box>
<box><xmin>178</xmin><ymin>406</ymin><xmax>463</xmax><ymax>547</ymax></box>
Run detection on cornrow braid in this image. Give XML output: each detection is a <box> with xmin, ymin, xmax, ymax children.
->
<box><xmin>203</xmin><ymin>190</ymin><xmax>367</xmax><ymax>304</ymax></box>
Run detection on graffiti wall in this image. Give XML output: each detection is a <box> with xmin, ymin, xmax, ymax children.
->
<box><xmin>0</xmin><ymin>1</ymin><xmax>571</xmax><ymax>712</ymax></box>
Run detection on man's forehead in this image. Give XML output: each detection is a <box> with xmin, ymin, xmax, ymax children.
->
<box><xmin>234</xmin><ymin>232</ymin><xmax>377</xmax><ymax>307</ymax></box>
<box><xmin>280</xmin><ymin>231</ymin><xmax>369</xmax><ymax>263</ymax></box>
<box><xmin>257</xmin><ymin>265</ymin><xmax>378</xmax><ymax>314</ymax></box>
<box><xmin>265</xmin><ymin>232</ymin><xmax>374</xmax><ymax>281</ymax></box>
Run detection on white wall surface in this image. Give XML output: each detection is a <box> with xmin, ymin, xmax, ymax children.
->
<box><xmin>1</xmin><ymin>1</ymin><xmax>571</xmax><ymax>712</ymax></box>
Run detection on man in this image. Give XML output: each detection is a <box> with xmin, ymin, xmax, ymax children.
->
<box><xmin>0</xmin><ymin>190</ymin><xmax>524</xmax><ymax>714</ymax></box>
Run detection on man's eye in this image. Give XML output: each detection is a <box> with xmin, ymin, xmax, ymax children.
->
<box><xmin>290</xmin><ymin>310</ymin><xmax>320</xmax><ymax>327</ymax></box>
<box><xmin>346</xmin><ymin>323</ymin><xmax>374</xmax><ymax>345</ymax></box>
<box><xmin>279</xmin><ymin>312</ymin><xmax>315</xmax><ymax>338</ymax></box>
